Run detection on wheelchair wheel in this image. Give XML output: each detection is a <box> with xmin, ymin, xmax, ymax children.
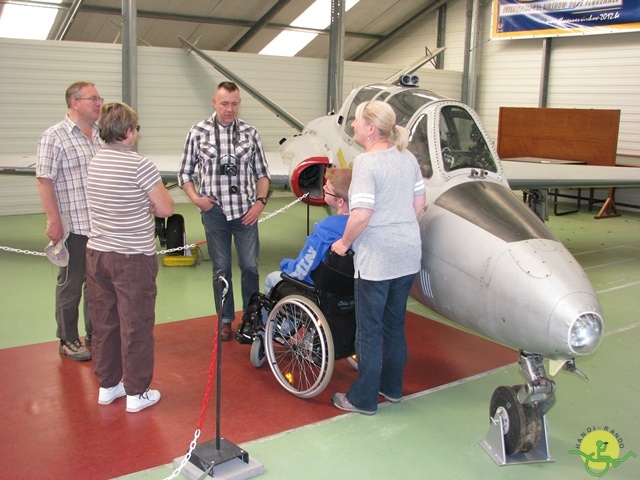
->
<box><xmin>264</xmin><ymin>294</ymin><xmax>335</xmax><ymax>398</ymax></box>
<box><xmin>346</xmin><ymin>354</ymin><xmax>358</xmax><ymax>371</ymax></box>
<box><xmin>250</xmin><ymin>336</ymin><xmax>265</xmax><ymax>368</ymax></box>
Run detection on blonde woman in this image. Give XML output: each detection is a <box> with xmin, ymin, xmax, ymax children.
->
<box><xmin>331</xmin><ymin>100</ymin><xmax>426</xmax><ymax>415</ymax></box>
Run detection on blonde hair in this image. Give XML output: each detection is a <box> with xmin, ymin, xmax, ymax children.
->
<box><xmin>355</xmin><ymin>100</ymin><xmax>409</xmax><ymax>151</ymax></box>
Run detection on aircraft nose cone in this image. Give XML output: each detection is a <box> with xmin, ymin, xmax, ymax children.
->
<box><xmin>569</xmin><ymin>311</ymin><xmax>603</xmax><ymax>356</ymax></box>
<box><xmin>548</xmin><ymin>292</ymin><xmax>603</xmax><ymax>357</ymax></box>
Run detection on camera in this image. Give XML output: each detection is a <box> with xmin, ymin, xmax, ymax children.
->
<box><xmin>220</xmin><ymin>163</ymin><xmax>237</xmax><ymax>176</ymax></box>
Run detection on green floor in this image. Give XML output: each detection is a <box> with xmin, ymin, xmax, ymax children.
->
<box><xmin>1</xmin><ymin>196</ymin><xmax>639</xmax><ymax>479</ymax></box>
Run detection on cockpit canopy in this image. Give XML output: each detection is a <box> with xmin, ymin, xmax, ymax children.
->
<box><xmin>408</xmin><ymin>105</ymin><xmax>498</xmax><ymax>180</ymax></box>
<box><xmin>341</xmin><ymin>85</ymin><xmax>498</xmax><ymax>181</ymax></box>
<box><xmin>342</xmin><ymin>84</ymin><xmax>442</xmax><ymax>138</ymax></box>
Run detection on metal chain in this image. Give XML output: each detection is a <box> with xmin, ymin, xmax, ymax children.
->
<box><xmin>258</xmin><ymin>192</ymin><xmax>309</xmax><ymax>223</ymax></box>
<box><xmin>1</xmin><ymin>193</ymin><xmax>310</xmax><ymax>258</ymax></box>
<box><xmin>162</xmin><ymin>429</ymin><xmax>202</xmax><ymax>480</ymax></box>
<box><xmin>157</xmin><ymin>241</ymin><xmax>206</xmax><ymax>256</ymax></box>
<box><xmin>0</xmin><ymin>245</ymin><xmax>47</xmax><ymax>257</ymax></box>
<box><xmin>162</xmin><ymin>194</ymin><xmax>309</xmax><ymax>479</ymax></box>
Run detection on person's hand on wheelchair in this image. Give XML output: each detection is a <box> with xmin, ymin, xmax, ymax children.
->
<box><xmin>331</xmin><ymin>238</ymin><xmax>350</xmax><ymax>256</ymax></box>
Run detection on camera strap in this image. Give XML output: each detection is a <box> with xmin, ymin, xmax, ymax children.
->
<box><xmin>213</xmin><ymin>118</ymin><xmax>238</xmax><ymax>161</ymax></box>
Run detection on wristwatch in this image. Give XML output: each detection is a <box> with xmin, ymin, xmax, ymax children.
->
<box><xmin>257</xmin><ymin>197</ymin><xmax>268</xmax><ymax>205</ymax></box>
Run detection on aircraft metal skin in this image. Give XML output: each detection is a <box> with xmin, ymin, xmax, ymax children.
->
<box><xmin>413</xmin><ymin>181</ymin><xmax>602</xmax><ymax>358</ymax></box>
<box><xmin>405</xmin><ymin>98</ymin><xmax>602</xmax><ymax>360</ymax></box>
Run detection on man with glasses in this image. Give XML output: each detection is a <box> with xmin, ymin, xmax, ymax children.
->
<box><xmin>179</xmin><ymin>81</ymin><xmax>270</xmax><ymax>341</ymax></box>
<box><xmin>36</xmin><ymin>81</ymin><xmax>104</xmax><ymax>361</ymax></box>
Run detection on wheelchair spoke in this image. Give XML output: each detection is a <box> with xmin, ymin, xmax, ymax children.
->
<box><xmin>264</xmin><ymin>295</ymin><xmax>334</xmax><ymax>398</ymax></box>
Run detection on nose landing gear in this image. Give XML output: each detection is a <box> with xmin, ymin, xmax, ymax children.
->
<box><xmin>480</xmin><ymin>351</ymin><xmax>560</xmax><ymax>466</ymax></box>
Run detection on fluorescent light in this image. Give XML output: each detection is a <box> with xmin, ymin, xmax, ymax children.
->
<box><xmin>260</xmin><ymin>31</ymin><xmax>319</xmax><ymax>57</ymax></box>
<box><xmin>260</xmin><ymin>0</ymin><xmax>360</xmax><ymax>57</ymax></box>
<box><xmin>0</xmin><ymin>1</ymin><xmax>62</xmax><ymax>41</ymax></box>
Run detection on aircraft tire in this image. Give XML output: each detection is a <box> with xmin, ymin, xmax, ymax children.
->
<box><xmin>512</xmin><ymin>385</ymin><xmax>543</xmax><ymax>453</ymax></box>
<box><xmin>155</xmin><ymin>217</ymin><xmax>166</xmax><ymax>247</ymax></box>
<box><xmin>489</xmin><ymin>385</ymin><xmax>542</xmax><ymax>455</ymax></box>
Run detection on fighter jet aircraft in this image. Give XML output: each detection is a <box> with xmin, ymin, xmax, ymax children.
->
<box><xmin>167</xmin><ymin>38</ymin><xmax>640</xmax><ymax>463</ymax></box>
<box><xmin>2</xmin><ymin>39</ymin><xmax>640</xmax><ymax>463</ymax></box>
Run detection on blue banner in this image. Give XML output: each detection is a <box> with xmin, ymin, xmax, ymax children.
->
<box><xmin>492</xmin><ymin>0</ymin><xmax>640</xmax><ymax>39</ymax></box>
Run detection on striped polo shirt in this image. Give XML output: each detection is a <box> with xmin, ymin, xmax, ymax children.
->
<box><xmin>87</xmin><ymin>144</ymin><xmax>162</xmax><ymax>255</ymax></box>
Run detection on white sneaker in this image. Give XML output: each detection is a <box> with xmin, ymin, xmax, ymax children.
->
<box><xmin>126</xmin><ymin>389</ymin><xmax>161</xmax><ymax>413</ymax></box>
<box><xmin>98</xmin><ymin>382</ymin><xmax>126</xmax><ymax>405</ymax></box>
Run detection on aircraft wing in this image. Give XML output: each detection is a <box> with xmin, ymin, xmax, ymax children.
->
<box><xmin>0</xmin><ymin>155</ymin><xmax>37</xmax><ymax>177</ymax></box>
<box><xmin>0</xmin><ymin>154</ymin><xmax>186</xmax><ymax>185</ymax></box>
<box><xmin>7</xmin><ymin>153</ymin><xmax>640</xmax><ymax>192</ymax></box>
<box><xmin>502</xmin><ymin>156</ymin><xmax>640</xmax><ymax>190</ymax></box>
<box><xmin>148</xmin><ymin>152</ymin><xmax>290</xmax><ymax>188</ymax></box>
<box><xmin>0</xmin><ymin>152</ymin><xmax>292</xmax><ymax>188</ymax></box>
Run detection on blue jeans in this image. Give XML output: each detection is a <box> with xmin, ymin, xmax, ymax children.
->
<box><xmin>201</xmin><ymin>205</ymin><xmax>260</xmax><ymax>323</ymax></box>
<box><xmin>264</xmin><ymin>270</ymin><xmax>283</xmax><ymax>296</ymax></box>
<box><xmin>346</xmin><ymin>273</ymin><xmax>416</xmax><ymax>412</ymax></box>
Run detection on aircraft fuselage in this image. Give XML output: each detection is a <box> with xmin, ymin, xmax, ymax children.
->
<box><xmin>280</xmin><ymin>83</ymin><xmax>603</xmax><ymax>361</ymax></box>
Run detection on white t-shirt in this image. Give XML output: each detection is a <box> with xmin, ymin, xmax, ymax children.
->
<box><xmin>349</xmin><ymin>146</ymin><xmax>425</xmax><ymax>281</ymax></box>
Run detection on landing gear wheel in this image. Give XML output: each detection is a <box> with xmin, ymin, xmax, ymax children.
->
<box><xmin>155</xmin><ymin>217</ymin><xmax>166</xmax><ymax>247</ymax></box>
<box><xmin>264</xmin><ymin>294</ymin><xmax>334</xmax><ymax>398</ymax></box>
<box><xmin>250</xmin><ymin>336</ymin><xmax>265</xmax><ymax>368</ymax></box>
<box><xmin>510</xmin><ymin>385</ymin><xmax>543</xmax><ymax>454</ymax></box>
<box><xmin>165</xmin><ymin>214</ymin><xmax>184</xmax><ymax>254</ymax></box>
<box><xmin>489</xmin><ymin>385</ymin><xmax>542</xmax><ymax>455</ymax></box>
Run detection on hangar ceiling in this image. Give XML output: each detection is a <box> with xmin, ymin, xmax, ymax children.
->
<box><xmin>5</xmin><ymin>0</ymin><xmax>447</xmax><ymax>61</ymax></box>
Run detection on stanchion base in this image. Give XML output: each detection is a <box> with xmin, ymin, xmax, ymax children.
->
<box><xmin>479</xmin><ymin>414</ymin><xmax>554</xmax><ymax>466</ymax></box>
<box><xmin>174</xmin><ymin>438</ymin><xmax>264</xmax><ymax>479</ymax></box>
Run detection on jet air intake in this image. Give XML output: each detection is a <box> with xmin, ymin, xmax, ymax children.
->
<box><xmin>290</xmin><ymin>156</ymin><xmax>329</xmax><ymax>206</ymax></box>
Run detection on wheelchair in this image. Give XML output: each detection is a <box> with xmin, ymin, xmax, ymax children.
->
<box><xmin>236</xmin><ymin>251</ymin><xmax>357</xmax><ymax>398</ymax></box>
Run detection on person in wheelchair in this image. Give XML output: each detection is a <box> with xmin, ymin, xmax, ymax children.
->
<box><xmin>237</xmin><ymin>168</ymin><xmax>352</xmax><ymax>343</ymax></box>
<box><xmin>263</xmin><ymin>167</ymin><xmax>352</xmax><ymax>295</ymax></box>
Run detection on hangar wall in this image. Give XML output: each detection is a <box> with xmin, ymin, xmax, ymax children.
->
<box><xmin>0</xmin><ymin>38</ymin><xmax>462</xmax><ymax>216</ymax></box>
<box><xmin>369</xmin><ymin>0</ymin><xmax>468</xmax><ymax>74</ymax></box>
<box><xmin>473</xmin><ymin>1</ymin><xmax>640</xmax><ymax>156</ymax></box>
<box><xmin>472</xmin><ymin>1</ymin><xmax>640</xmax><ymax>208</ymax></box>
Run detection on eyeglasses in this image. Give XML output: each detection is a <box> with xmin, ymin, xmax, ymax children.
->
<box><xmin>135</xmin><ymin>125</ymin><xmax>141</xmax><ymax>132</ymax></box>
<box><xmin>323</xmin><ymin>185</ymin><xmax>340</xmax><ymax>199</ymax></box>
<box><xmin>76</xmin><ymin>96</ymin><xmax>104</xmax><ymax>103</ymax></box>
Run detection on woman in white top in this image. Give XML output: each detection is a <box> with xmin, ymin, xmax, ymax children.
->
<box><xmin>331</xmin><ymin>100</ymin><xmax>426</xmax><ymax>415</ymax></box>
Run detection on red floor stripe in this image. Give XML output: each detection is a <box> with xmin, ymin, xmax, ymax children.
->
<box><xmin>0</xmin><ymin>312</ymin><xmax>515</xmax><ymax>479</ymax></box>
